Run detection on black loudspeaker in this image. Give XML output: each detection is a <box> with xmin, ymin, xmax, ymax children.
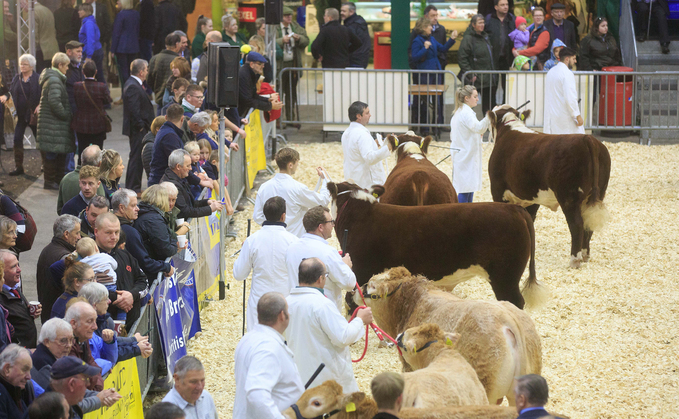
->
<box><xmin>265</xmin><ymin>0</ymin><xmax>282</xmax><ymax>24</ymax></box>
<box><xmin>207</xmin><ymin>43</ymin><xmax>240</xmax><ymax>108</ymax></box>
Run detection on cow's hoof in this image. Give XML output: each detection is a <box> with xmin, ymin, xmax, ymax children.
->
<box><xmin>569</xmin><ymin>255</ymin><xmax>583</xmax><ymax>269</ymax></box>
<box><xmin>582</xmin><ymin>250</ymin><xmax>590</xmax><ymax>263</ymax></box>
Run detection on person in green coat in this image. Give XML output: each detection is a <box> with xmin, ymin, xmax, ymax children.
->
<box><xmin>221</xmin><ymin>14</ymin><xmax>248</xmax><ymax>47</ymax></box>
<box><xmin>276</xmin><ymin>7</ymin><xmax>309</xmax><ymax>124</ymax></box>
<box><xmin>37</xmin><ymin>52</ymin><xmax>74</xmax><ymax>190</ymax></box>
<box><xmin>191</xmin><ymin>15</ymin><xmax>212</xmax><ymax>60</ymax></box>
<box><xmin>457</xmin><ymin>14</ymin><xmax>496</xmax><ymax>115</ymax></box>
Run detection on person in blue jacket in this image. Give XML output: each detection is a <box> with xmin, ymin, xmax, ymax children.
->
<box><xmin>410</xmin><ymin>16</ymin><xmax>458</xmax><ymax>136</ymax></box>
<box><xmin>78</xmin><ymin>4</ymin><xmax>104</xmax><ymax>84</ymax></box>
<box><xmin>111</xmin><ymin>0</ymin><xmax>140</xmax><ymax>85</ymax></box>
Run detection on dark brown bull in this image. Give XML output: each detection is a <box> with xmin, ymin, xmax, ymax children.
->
<box><xmin>380</xmin><ymin>132</ymin><xmax>457</xmax><ymax>206</ymax></box>
<box><xmin>329</xmin><ymin>181</ymin><xmax>547</xmax><ymax>309</ymax></box>
<box><xmin>487</xmin><ymin>105</ymin><xmax>611</xmax><ymax>268</ymax></box>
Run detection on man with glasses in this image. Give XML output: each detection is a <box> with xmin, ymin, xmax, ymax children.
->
<box><xmin>237</xmin><ymin>51</ymin><xmax>283</xmax><ymax>117</ymax></box>
<box><xmin>286</xmin><ymin>206</ymin><xmax>356</xmax><ymax>312</ymax></box>
<box><xmin>64</xmin><ymin>302</ymin><xmax>104</xmax><ymax>391</ymax></box>
<box><xmin>234</xmin><ymin>197</ymin><xmax>299</xmax><ymax>333</ymax></box>
<box><xmin>0</xmin><ymin>250</ymin><xmax>40</xmax><ymax>348</ymax></box>
<box><xmin>285</xmin><ymin>257</ymin><xmax>372</xmax><ymax>392</ymax></box>
<box><xmin>180</xmin><ymin>84</ymin><xmax>204</xmax><ymax>118</ymax></box>
<box><xmin>544</xmin><ymin>3</ymin><xmax>577</xmax><ymax>50</ymax></box>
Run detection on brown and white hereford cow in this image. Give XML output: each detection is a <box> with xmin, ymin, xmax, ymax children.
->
<box><xmin>329</xmin><ymin>181</ymin><xmax>546</xmax><ymax>309</ymax></box>
<box><xmin>487</xmin><ymin>105</ymin><xmax>611</xmax><ymax>268</ymax></box>
<box><xmin>354</xmin><ymin>267</ymin><xmax>543</xmax><ymax>405</ymax></box>
<box><xmin>380</xmin><ymin>132</ymin><xmax>457</xmax><ymax>205</ymax></box>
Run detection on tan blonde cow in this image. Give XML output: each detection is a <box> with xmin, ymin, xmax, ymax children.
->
<box><xmin>354</xmin><ymin>267</ymin><xmax>542</xmax><ymax>405</ymax></box>
<box><xmin>399</xmin><ymin>323</ymin><xmax>488</xmax><ymax>407</ymax></box>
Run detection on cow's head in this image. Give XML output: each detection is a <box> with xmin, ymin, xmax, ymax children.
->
<box><xmin>487</xmin><ymin>105</ymin><xmax>533</xmax><ymax>140</ymax></box>
<box><xmin>353</xmin><ymin>266</ymin><xmax>420</xmax><ymax>312</ymax></box>
<box><xmin>397</xmin><ymin>323</ymin><xmax>460</xmax><ymax>370</ymax></box>
<box><xmin>281</xmin><ymin>380</ymin><xmax>363</xmax><ymax>419</ymax></box>
<box><xmin>386</xmin><ymin>131</ymin><xmax>432</xmax><ymax>162</ymax></box>
<box><xmin>327</xmin><ymin>181</ymin><xmax>385</xmax><ymax>222</ymax></box>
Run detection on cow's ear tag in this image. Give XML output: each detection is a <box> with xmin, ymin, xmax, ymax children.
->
<box><xmin>413</xmin><ymin>345</ymin><xmax>418</xmax><ymax>353</ymax></box>
<box><xmin>372</xmin><ymin>193</ymin><xmax>379</xmax><ymax>198</ymax></box>
<box><xmin>419</xmin><ymin>142</ymin><xmax>424</xmax><ymax>148</ymax></box>
<box><xmin>345</xmin><ymin>402</ymin><xmax>356</xmax><ymax>412</ymax></box>
<box><xmin>446</xmin><ymin>337</ymin><xmax>453</xmax><ymax>346</ymax></box>
<box><xmin>394</xmin><ymin>139</ymin><xmax>399</xmax><ymax>147</ymax></box>
<box><xmin>520</xmin><ymin>114</ymin><xmax>525</xmax><ymax>121</ymax></box>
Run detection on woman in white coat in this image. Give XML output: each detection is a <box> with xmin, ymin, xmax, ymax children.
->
<box><xmin>450</xmin><ymin>85</ymin><xmax>490</xmax><ymax>203</ymax></box>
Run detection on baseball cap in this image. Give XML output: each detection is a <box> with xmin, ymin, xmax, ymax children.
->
<box><xmin>50</xmin><ymin>356</ymin><xmax>101</xmax><ymax>380</ymax></box>
<box><xmin>247</xmin><ymin>51</ymin><xmax>267</xmax><ymax>63</ymax></box>
<box><xmin>65</xmin><ymin>40</ymin><xmax>84</xmax><ymax>50</ymax></box>
<box><xmin>550</xmin><ymin>3</ymin><xmax>566</xmax><ymax>9</ymax></box>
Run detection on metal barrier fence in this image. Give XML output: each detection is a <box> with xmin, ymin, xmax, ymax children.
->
<box><xmin>225</xmin><ymin>120</ymin><xmax>248</xmax><ymax>207</ymax></box>
<box><xmin>277</xmin><ymin>68</ymin><xmax>459</xmax><ymax>132</ymax></box>
<box><xmin>459</xmin><ymin>70</ymin><xmax>679</xmax><ymax>135</ymax></box>
<box><xmin>620</xmin><ymin>0</ymin><xmax>639</xmax><ymax>70</ymax></box>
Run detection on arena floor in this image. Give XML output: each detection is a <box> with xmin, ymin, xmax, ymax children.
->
<box><xmin>187</xmin><ymin>140</ymin><xmax>679</xmax><ymax>419</ymax></box>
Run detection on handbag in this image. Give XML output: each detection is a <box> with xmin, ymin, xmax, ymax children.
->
<box><xmin>83</xmin><ymin>82</ymin><xmax>112</xmax><ymax>133</ymax></box>
<box><xmin>18</xmin><ymin>77</ymin><xmax>37</xmax><ymax>125</ymax></box>
<box><xmin>0</xmin><ymin>190</ymin><xmax>37</xmax><ymax>252</ymax></box>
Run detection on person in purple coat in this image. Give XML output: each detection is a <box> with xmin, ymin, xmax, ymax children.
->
<box><xmin>111</xmin><ymin>0</ymin><xmax>140</xmax><ymax>85</ymax></box>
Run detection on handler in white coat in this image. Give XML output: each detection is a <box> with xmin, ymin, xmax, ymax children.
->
<box><xmin>286</xmin><ymin>206</ymin><xmax>356</xmax><ymax>312</ymax></box>
<box><xmin>450</xmin><ymin>85</ymin><xmax>490</xmax><ymax>203</ymax></box>
<box><xmin>234</xmin><ymin>292</ymin><xmax>305</xmax><ymax>419</ymax></box>
<box><xmin>543</xmin><ymin>47</ymin><xmax>585</xmax><ymax>135</ymax></box>
<box><xmin>234</xmin><ymin>197</ymin><xmax>299</xmax><ymax>332</ymax></box>
<box><xmin>342</xmin><ymin>101</ymin><xmax>391</xmax><ymax>189</ymax></box>
<box><xmin>254</xmin><ymin>147</ymin><xmax>331</xmax><ymax>237</ymax></box>
<box><xmin>285</xmin><ymin>258</ymin><xmax>373</xmax><ymax>393</ymax></box>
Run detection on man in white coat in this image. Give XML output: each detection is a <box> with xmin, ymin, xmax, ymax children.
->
<box><xmin>285</xmin><ymin>258</ymin><xmax>373</xmax><ymax>393</ymax></box>
<box><xmin>234</xmin><ymin>292</ymin><xmax>305</xmax><ymax>419</ymax></box>
<box><xmin>286</xmin><ymin>206</ymin><xmax>356</xmax><ymax>312</ymax></box>
<box><xmin>341</xmin><ymin>101</ymin><xmax>391</xmax><ymax>189</ymax></box>
<box><xmin>253</xmin><ymin>148</ymin><xmax>331</xmax><ymax>237</ymax></box>
<box><xmin>543</xmin><ymin>47</ymin><xmax>585</xmax><ymax>135</ymax></box>
<box><xmin>234</xmin><ymin>197</ymin><xmax>299</xmax><ymax>332</ymax></box>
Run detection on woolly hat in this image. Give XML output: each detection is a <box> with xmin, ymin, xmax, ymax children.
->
<box><xmin>515</xmin><ymin>16</ymin><xmax>527</xmax><ymax>26</ymax></box>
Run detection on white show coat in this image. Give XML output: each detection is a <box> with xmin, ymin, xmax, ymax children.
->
<box><xmin>341</xmin><ymin>122</ymin><xmax>390</xmax><ymax>189</ymax></box>
<box><xmin>285</xmin><ymin>287</ymin><xmax>365</xmax><ymax>393</ymax></box>
<box><xmin>543</xmin><ymin>62</ymin><xmax>585</xmax><ymax>135</ymax></box>
<box><xmin>450</xmin><ymin>104</ymin><xmax>490</xmax><ymax>193</ymax></box>
<box><xmin>233</xmin><ymin>224</ymin><xmax>299</xmax><ymax>332</ymax></box>
<box><xmin>234</xmin><ymin>325</ymin><xmax>305</xmax><ymax>419</ymax></box>
<box><xmin>286</xmin><ymin>233</ymin><xmax>356</xmax><ymax>312</ymax></box>
<box><xmin>253</xmin><ymin>173</ymin><xmax>331</xmax><ymax>237</ymax></box>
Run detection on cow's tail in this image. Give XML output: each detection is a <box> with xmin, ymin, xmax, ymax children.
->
<box><xmin>411</xmin><ymin>171</ymin><xmax>429</xmax><ymax>206</ymax></box>
<box><xmin>581</xmin><ymin>137</ymin><xmax>610</xmax><ymax>232</ymax></box>
<box><xmin>520</xmin><ymin>209</ymin><xmax>550</xmax><ymax>310</ymax></box>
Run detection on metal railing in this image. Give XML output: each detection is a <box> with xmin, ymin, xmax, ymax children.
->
<box><xmin>620</xmin><ymin>0</ymin><xmax>639</xmax><ymax>70</ymax></box>
<box><xmin>460</xmin><ymin>69</ymin><xmax>679</xmax><ymax>136</ymax></box>
<box><xmin>277</xmin><ymin>68</ymin><xmax>459</xmax><ymax>131</ymax></box>
<box><xmin>225</xmin><ymin>120</ymin><xmax>247</xmax><ymax>207</ymax></box>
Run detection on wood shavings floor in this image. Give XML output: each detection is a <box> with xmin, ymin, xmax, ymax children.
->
<box><xmin>184</xmin><ymin>140</ymin><xmax>679</xmax><ymax>419</ymax></box>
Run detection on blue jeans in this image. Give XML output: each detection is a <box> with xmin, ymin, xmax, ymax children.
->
<box><xmin>458</xmin><ymin>192</ymin><xmax>474</xmax><ymax>203</ymax></box>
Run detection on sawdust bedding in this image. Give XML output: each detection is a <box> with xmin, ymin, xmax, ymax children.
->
<box><xmin>183</xmin><ymin>140</ymin><xmax>679</xmax><ymax>419</ymax></box>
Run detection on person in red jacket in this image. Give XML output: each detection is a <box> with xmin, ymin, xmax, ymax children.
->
<box><xmin>513</xmin><ymin>7</ymin><xmax>552</xmax><ymax>70</ymax></box>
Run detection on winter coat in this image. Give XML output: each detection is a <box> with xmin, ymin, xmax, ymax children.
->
<box><xmin>0</xmin><ymin>374</ymin><xmax>34</xmax><ymax>418</ymax></box>
<box><xmin>111</xmin><ymin>9</ymin><xmax>140</xmax><ymax>54</ymax></box>
<box><xmin>53</xmin><ymin>6</ymin><xmax>80</xmax><ymax>52</ymax></box>
<box><xmin>311</xmin><ymin>20</ymin><xmax>362</xmax><ymax>69</ymax></box>
<box><xmin>116</xmin><ymin>215</ymin><xmax>171</xmax><ymax>279</ymax></box>
<box><xmin>544</xmin><ymin>38</ymin><xmax>567</xmax><ymax>71</ymax></box>
<box><xmin>9</xmin><ymin>71</ymin><xmax>40</xmax><ymax>122</ymax></box>
<box><xmin>0</xmin><ymin>287</ymin><xmax>37</xmax><ymax>348</ymax></box>
<box><xmin>36</xmin><ymin>68</ymin><xmax>74</xmax><ymax>154</ymax></box>
<box><xmin>485</xmin><ymin>12</ymin><xmax>516</xmax><ymax>69</ymax></box>
<box><xmin>237</xmin><ymin>64</ymin><xmax>272</xmax><ymax>117</ymax></box>
<box><xmin>36</xmin><ymin>236</ymin><xmax>75</xmax><ymax>323</ymax></box>
<box><xmin>148</xmin><ymin>121</ymin><xmax>185</xmax><ymax>185</ymax></box>
<box><xmin>79</xmin><ymin>15</ymin><xmax>102</xmax><ymax>58</ymax></box>
<box><xmin>89</xmin><ymin>332</ymin><xmax>117</xmax><ymax>375</ymax></box>
<box><xmin>96</xmin><ymin>313</ymin><xmax>141</xmax><ymax>362</ymax></box>
<box><xmin>142</xmin><ymin>131</ymin><xmax>155</xmax><ymax>179</ymax></box>
<box><xmin>65</xmin><ymin>62</ymin><xmax>84</xmax><ymax>113</ymax></box>
<box><xmin>135</xmin><ymin>202</ymin><xmax>177</xmax><ymax>261</ymax></box>
<box><xmin>159</xmin><ymin>168</ymin><xmax>212</xmax><ymax>219</ymax></box>
<box><xmin>458</xmin><ymin>26</ymin><xmax>495</xmax><ymax>88</ymax></box>
<box><xmin>148</xmin><ymin>49</ymin><xmax>180</xmax><ymax>105</ymax></box>
<box><xmin>509</xmin><ymin>28</ymin><xmax>530</xmax><ymax>49</ymax></box>
<box><xmin>411</xmin><ymin>34</ymin><xmax>455</xmax><ymax>71</ymax></box>
<box><xmin>34</xmin><ymin>3</ymin><xmax>59</xmax><ymax>61</ymax></box>
<box><xmin>72</xmin><ymin>79</ymin><xmax>112</xmax><ymax>134</ymax></box>
<box><xmin>105</xmin><ymin>246</ymin><xmax>150</xmax><ymax>330</ymax></box>
<box><xmin>578</xmin><ymin>33</ymin><xmax>621</xmax><ymax>71</ymax></box>
<box><xmin>138</xmin><ymin>0</ymin><xmax>155</xmax><ymax>41</ymax></box>
<box><xmin>544</xmin><ymin>18</ymin><xmax>577</xmax><ymax>50</ymax></box>
<box><xmin>343</xmin><ymin>13</ymin><xmax>371</xmax><ymax>68</ymax></box>
<box><xmin>153</xmin><ymin>0</ymin><xmax>186</xmax><ymax>55</ymax></box>
<box><xmin>275</xmin><ymin>22</ymin><xmax>309</xmax><ymax>69</ymax></box>
<box><xmin>191</xmin><ymin>31</ymin><xmax>205</xmax><ymax>60</ymax></box>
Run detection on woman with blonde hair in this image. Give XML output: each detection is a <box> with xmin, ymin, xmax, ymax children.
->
<box><xmin>99</xmin><ymin>149</ymin><xmax>124</xmax><ymax>199</ymax></box>
<box><xmin>222</xmin><ymin>15</ymin><xmax>247</xmax><ymax>47</ymax></box>
<box><xmin>449</xmin><ymin>85</ymin><xmax>490</xmax><ymax>203</ymax></box>
<box><xmin>135</xmin><ymin>184</ymin><xmax>182</xmax><ymax>260</ymax></box>
<box><xmin>0</xmin><ymin>216</ymin><xmax>17</xmax><ymax>252</ymax></box>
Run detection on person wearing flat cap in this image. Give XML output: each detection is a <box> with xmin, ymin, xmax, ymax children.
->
<box><xmin>543</xmin><ymin>3</ymin><xmax>577</xmax><ymax>50</ymax></box>
<box><xmin>48</xmin><ymin>356</ymin><xmax>102</xmax><ymax>419</ymax></box>
<box><xmin>238</xmin><ymin>51</ymin><xmax>283</xmax><ymax>117</ymax></box>
<box><xmin>275</xmin><ymin>7</ymin><xmax>309</xmax><ymax>124</ymax></box>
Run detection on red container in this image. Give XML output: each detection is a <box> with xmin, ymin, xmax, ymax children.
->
<box><xmin>598</xmin><ymin>66</ymin><xmax>633</xmax><ymax>126</ymax></box>
<box><xmin>374</xmin><ymin>31</ymin><xmax>392</xmax><ymax>69</ymax></box>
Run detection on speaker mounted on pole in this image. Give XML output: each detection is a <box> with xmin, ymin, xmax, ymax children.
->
<box><xmin>265</xmin><ymin>0</ymin><xmax>282</xmax><ymax>24</ymax></box>
<box><xmin>207</xmin><ymin>43</ymin><xmax>240</xmax><ymax>108</ymax></box>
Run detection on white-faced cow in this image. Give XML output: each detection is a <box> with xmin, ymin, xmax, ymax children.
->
<box><xmin>329</xmin><ymin>181</ymin><xmax>547</xmax><ymax>309</ymax></box>
<box><xmin>487</xmin><ymin>105</ymin><xmax>611</xmax><ymax>268</ymax></box>
<box><xmin>380</xmin><ymin>132</ymin><xmax>457</xmax><ymax>205</ymax></box>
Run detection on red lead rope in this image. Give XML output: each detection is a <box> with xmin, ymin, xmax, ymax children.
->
<box><xmin>350</xmin><ymin>283</ymin><xmax>402</xmax><ymax>363</ymax></box>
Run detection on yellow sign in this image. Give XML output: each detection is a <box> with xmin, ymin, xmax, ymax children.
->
<box><xmin>244</xmin><ymin>110</ymin><xmax>267</xmax><ymax>189</ymax></box>
<box><xmin>84</xmin><ymin>359</ymin><xmax>144</xmax><ymax>419</ymax></box>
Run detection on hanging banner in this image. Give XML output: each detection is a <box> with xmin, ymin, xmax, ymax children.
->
<box><xmin>244</xmin><ymin>110</ymin><xmax>267</xmax><ymax>188</ymax></box>
<box><xmin>83</xmin><ymin>359</ymin><xmax>144</xmax><ymax>419</ymax></box>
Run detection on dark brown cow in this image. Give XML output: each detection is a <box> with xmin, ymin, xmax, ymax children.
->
<box><xmin>487</xmin><ymin>105</ymin><xmax>611</xmax><ymax>268</ymax></box>
<box><xmin>328</xmin><ymin>181</ymin><xmax>548</xmax><ymax>309</ymax></box>
<box><xmin>380</xmin><ymin>132</ymin><xmax>457</xmax><ymax>205</ymax></box>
